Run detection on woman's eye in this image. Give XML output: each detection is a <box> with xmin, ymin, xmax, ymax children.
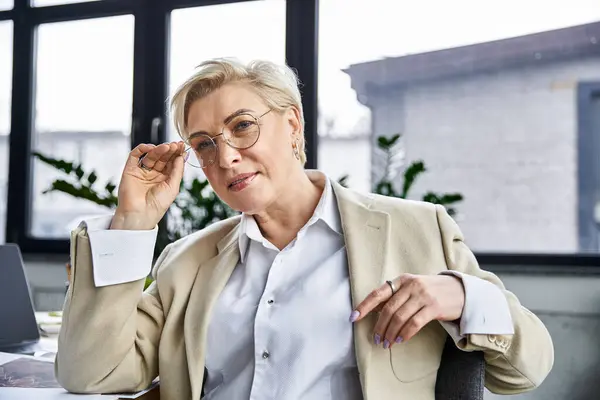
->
<box><xmin>235</xmin><ymin>121</ymin><xmax>254</xmax><ymax>131</ymax></box>
<box><xmin>195</xmin><ymin>140</ymin><xmax>213</xmax><ymax>150</ymax></box>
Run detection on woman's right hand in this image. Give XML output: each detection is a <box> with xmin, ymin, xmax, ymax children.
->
<box><xmin>110</xmin><ymin>142</ymin><xmax>187</xmax><ymax>231</ymax></box>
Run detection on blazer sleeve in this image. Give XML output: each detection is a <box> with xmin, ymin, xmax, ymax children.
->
<box><xmin>55</xmin><ymin>223</ymin><xmax>170</xmax><ymax>394</ymax></box>
<box><xmin>435</xmin><ymin>205</ymin><xmax>554</xmax><ymax>395</ymax></box>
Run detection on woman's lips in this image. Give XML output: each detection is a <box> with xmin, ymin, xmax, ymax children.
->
<box><xmin>228</xmin><ymin>173</ymin><xmax>258</xmax><ymax>192</ymax></box>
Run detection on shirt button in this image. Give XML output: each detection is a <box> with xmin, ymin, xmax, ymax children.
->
<box><xmin>267</xmin><ymin>299</ymin><xmax>274</xmax><ymax>304</ymax></box>
<box><xmin>262</xmin><ymin>351</ymin><xmax>270</xmax><ymax>359</ymax></box>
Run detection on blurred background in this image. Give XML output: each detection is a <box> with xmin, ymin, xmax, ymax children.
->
<box><xmin>1</xmin><ymin>0</ymin><xmax>599</xmax><ymax>398</ymax></box>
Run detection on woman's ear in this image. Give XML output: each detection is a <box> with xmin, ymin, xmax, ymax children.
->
<box><xmin>286</xmin><ymin>106</ymin><xmax>302</xmax><ymax>140</ymax></box>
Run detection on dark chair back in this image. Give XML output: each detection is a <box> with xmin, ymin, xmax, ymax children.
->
<box><xmin>435</xmin><ymin>335</ymin><xmax>485</xmax><ymax>400</ymax></box>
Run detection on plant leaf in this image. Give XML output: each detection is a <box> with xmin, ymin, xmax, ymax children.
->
<box><xmin>375</xmin><ymin>181</ymin><xmax>397</xmax><ymax>197</ymax></box>
<box><xmin>338</xmin><ymin>175</ymin><xmax>349</xmax><ymax>188</ymax></box>
<box><xmin>74</xmin><ymin>166</ymin><xmax>84</xmax><ymax>180</ymax></box>
<box><xmin>401</xmin><ymin>160</ymin><xmax>426</xmax><ymax>198</ymax></box>
<box><xmin>105</xmin><ymin>182</ymin><xmax>116</xmax><ymax>194</ymax></box>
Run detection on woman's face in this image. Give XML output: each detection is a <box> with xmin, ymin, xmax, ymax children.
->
<box><xmin>186</xmin><ymin>82</ymin><xmax>302</xmax><ymax>214</ymax></box>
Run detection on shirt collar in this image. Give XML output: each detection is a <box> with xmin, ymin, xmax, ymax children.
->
<box><xmin>238</xmin><ymin>173</ymin><xmax>342</xmax><ymax>263</ymax></box>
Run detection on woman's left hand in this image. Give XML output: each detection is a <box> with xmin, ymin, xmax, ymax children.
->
<box><xmin>351</xmin><ymin>274</ymin><xmax>466</xmax><ymax>348</ymax></box>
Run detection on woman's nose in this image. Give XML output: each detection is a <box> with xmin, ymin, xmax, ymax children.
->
<box><xmin>217</xmin><ymin>140</ymin><xmax>241</xmax><ymax>168</ymax></box>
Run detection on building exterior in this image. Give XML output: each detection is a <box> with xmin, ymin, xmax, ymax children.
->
<box><xmin>345</xmin><ymin>21</ymin><xmax>600</xmax><ymax>253</ymax></box>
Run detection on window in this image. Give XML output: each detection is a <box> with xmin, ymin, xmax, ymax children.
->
<box><xmin>32</xmin><ymin>0</ymin><xmax>99</xmax><ymax>7</ymax></box>
<box><xmin>318</xmin><ymin>0</ymin><xmax>600</xmax><ymax>253</ymax></box>
<box><xmin>0</xmin><ymin>0</ymin><xmax>12</xmax><ymax>11</ymax></box>
<box><xmin>0</xmin><ymin>21</ymin><xmax>12</xmax><ymax>244</ymax></box>
<box><xmin>168</xmin><ymin>0</ymin><xmax>286</xmax><ymax>182</ymax></box>
<box><xmin>31</xmin><ymin>15</ymin><xmax>134</xmax><ymax>238</ymax></box>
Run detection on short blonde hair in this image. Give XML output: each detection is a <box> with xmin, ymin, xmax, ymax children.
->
<box><xmin>170</xmin><ymin>58</ymin><xmax>306</xmax><ymax>165</ymax></box>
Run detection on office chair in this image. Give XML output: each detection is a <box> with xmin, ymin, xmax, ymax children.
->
<box><xmin>435</xmin><ymin>335</ymin><xmax>485</xmax><ymax>400</ymax></box>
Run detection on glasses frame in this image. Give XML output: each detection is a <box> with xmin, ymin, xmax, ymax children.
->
<box><xmin>184</xmin><ymin>109</ymin><xmax>272</xmax><ymax>168</ymax></box>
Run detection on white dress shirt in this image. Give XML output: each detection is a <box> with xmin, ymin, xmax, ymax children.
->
<box><xmin>81</xmin><ymin>174</ymin><xmax>514</xmax><ymax>400</ymax></box>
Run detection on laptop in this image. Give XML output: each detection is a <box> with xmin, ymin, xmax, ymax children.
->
<box><xmin>0</xmin><ymin>244</ymin><xmax>45</xmax><ymax>355</ymax></box>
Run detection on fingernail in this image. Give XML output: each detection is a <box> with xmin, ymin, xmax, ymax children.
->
<box><xmin>395</xmin><ymin>336</ymin><xmax>403</xmax><ymax>344</ymax></box>
<box><xmin>374</xmin><ymin>334</ymin><xmax>381</xmax><ymax>345</ymax></box>
<box><xmin>349</xmin><ymin>310</ymin><xmax>360</xmax><ymax>322</ymax></box>
<box><xmin>383</xmin><ymin>339</ymin><xmax>390</xmax><ymax>349</ymax></box>
<box><xmin>184</xmin><ymin>152</ymin><xmax>190</xmax><ymax>161</ymax></box>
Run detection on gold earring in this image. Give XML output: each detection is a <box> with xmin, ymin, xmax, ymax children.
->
<box><xmin>292</xmin><ymin>139</ymin><xmax>300</xmax><ymax>160</ymax></box>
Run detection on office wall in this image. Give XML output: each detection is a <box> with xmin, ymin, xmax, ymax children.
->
<box><xmin>483</xmin><ymin>273</ymin><xmax>600</xmax><ymax>400</ymax></box>
<box><xmin>23</xmin><ymin>257</ymin><xmax>600</xmax><ymax>400</ymax></box>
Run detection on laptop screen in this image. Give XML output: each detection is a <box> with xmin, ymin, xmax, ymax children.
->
<box><xmin>0</xmin><ymin>244</ymin><xmax>40</xmax><ymax>348</ymax></box>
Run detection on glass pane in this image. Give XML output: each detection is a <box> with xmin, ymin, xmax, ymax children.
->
<box><xmin>0</xmin><ymin>21</ymin><xmax>12</xmax><ymax>244</ymax></box>
<box><xmin>32</xmin><ymin>16</ymin><xmax>134</xmax><ymax>238</ymax></box>
<box><xmin>168</xmin><ymin>0</ymin><xmax>286</xmax><ymax>182</ymax></box>
<box><xmin>32</xmin><ymin>0</ymin><xmax>99</xmax><ymax>7</ymax></box>
<box><xmin>0</xmin><ymin>0</ymin><xmax>13</xmax><ymax>11</ymax></box>
<box><xmin>319</xmin><ymin>0</ymin><xmax>600</xmax><ymax>254</ymax></box>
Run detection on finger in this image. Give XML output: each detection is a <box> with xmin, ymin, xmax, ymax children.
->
<box><xmin>153</xmin><ymin>142</ymin><xmax>179</xmax><ymax>172</ymax></box>
<box><xmin>397</xmin><ymin>307</ymin><xmax>436</xmax><ymax>343</ymax></box>
<box><xmin>166</xmin><ymin>154</ymin><xmax>185</xmax><ymax>190</ymax></box>
<box><xmin>139</xmin><ymin>144</ymin><xmax>171</xmax><ymax>170</ymax></box>
<box><xmin>127</xmin><ymin>144</ymin><xmax>156</xmax><ymax>167</ymax></box>
<box><xmin>163</xmin><ymin>142</ymin><xmax>187</xmax><ymax>168</ymax></box>
<box><xmin>383</xmin><ymin>295</ymin><xmax>423</xmax><ymax>348</ymax></box>
<box><xmin>352</xmin><ymin>275</ymin><xmax>406</xmax><ymax>322</ymax></box>
<box><xmin>372</xmin><ymin>288</ymin><xmax>410</xmax><ymax>346</ymax></box>
<box><xmin>163</xmin><ymin>142</ymin><xmax>187</xmax><ymax>173</ymax></box>
<box><xmin>163</xmin><ymin>146</ymin><xmax>183</xmax><ymax>177</ymax></box>
<box><xmin>352</xmin><ymin>284</ymin><xmax>394</xmax><ymax>323</ymax></box>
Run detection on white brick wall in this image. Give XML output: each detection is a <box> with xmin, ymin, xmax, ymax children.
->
<box><xmin>369</xmin><ymin>57</ymin><xmax>600</xmax><ymax>252</ymax></box>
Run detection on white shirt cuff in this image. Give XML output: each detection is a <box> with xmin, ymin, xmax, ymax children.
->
<box><xmin>78</xmin><ymin>215</ymin><xmax>158</xmax><ymax>287</ymax></box>
<box><xmin>438</xmin><ymin>271</ymin><xmax>514</xmax><ymax>340</ymax></box>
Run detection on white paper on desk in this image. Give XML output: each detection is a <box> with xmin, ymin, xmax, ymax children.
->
<box><xmin>0</xmin><ymin>353</ymin><xmax>157</xmax><ymax>399</ymax></box>
<box><xmin>0</xmin><ymin>388</ymin><xmax>107</xmax><ymax>399</ymax></box>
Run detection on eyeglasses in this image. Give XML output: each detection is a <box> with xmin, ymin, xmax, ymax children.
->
<box><xmin>184</xmin><ymin>109</ymin><xmax>271</xmax><ymax>168</ymax></box>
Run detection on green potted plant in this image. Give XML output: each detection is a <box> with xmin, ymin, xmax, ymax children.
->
<box><xmin>32</xmin><ymin>152</ymin><xmax>237</xmax><ymax>260</ymax></box>
<box><xmin>338</xmin><ymin>134</ymin><xmax>463</xmax><ymax>215</ymax></box>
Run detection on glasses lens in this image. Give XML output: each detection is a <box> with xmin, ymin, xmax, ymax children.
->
<box><xmin>186</xmin><ymin>134</ymin><xmax>216</xmax><ymax>168</ymax></box>
<box><xmin>225</xmin><ymin>114</ymin><xmax>260</xmax><ymax>149</ymax></box>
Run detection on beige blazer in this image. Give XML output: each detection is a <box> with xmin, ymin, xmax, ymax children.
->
<box><xmin>55</xmin><ymin>179</ymin><xmax>553</xmax><ymax>400</ymax></box>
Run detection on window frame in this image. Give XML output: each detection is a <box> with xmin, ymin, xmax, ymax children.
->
<box><xmin>2</xmin><ymin>0</ymin><xmax>599</xmax><ymax>272</ymax></box>
<box><xmin>2</xmin><ymin>0</ymin><xmax>318</xmax><ymax>254</ymax></box>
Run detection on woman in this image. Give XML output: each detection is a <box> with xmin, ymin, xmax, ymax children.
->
<box><xmin>55</xmin><ymin>59</ymin><xmax>553</xmax><ymax>400</ymax></box>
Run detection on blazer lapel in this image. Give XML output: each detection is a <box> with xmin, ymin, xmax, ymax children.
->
<box><xmin>184</xmin><ymin>224</ymin><xmax>241</xmax><ymax>400</ymax></box>
<box><xmin>332</xmin><ymin>182</ymin><xmax>390</xmax><ymax>396</ymax></box>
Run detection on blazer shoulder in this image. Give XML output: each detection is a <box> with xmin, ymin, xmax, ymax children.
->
<box><xmin>368</xmin><ymin>194</ymin><xmax>457</xmax><ymax>237</ymax></box>
<box><xmin>334</xmin><ymin>183</ymin><xmax>442</xmax><ymax>229</ymax></box>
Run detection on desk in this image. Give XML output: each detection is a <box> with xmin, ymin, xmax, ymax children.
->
<box><xmin>38</xmin><ymin>335</ymin><xmax>59</xmax><ymax>354</ymax></box>
<box><xmin>0</xmin><ymin>337</ymin><xmax>159</xmax><ymax>400</ymax></box>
